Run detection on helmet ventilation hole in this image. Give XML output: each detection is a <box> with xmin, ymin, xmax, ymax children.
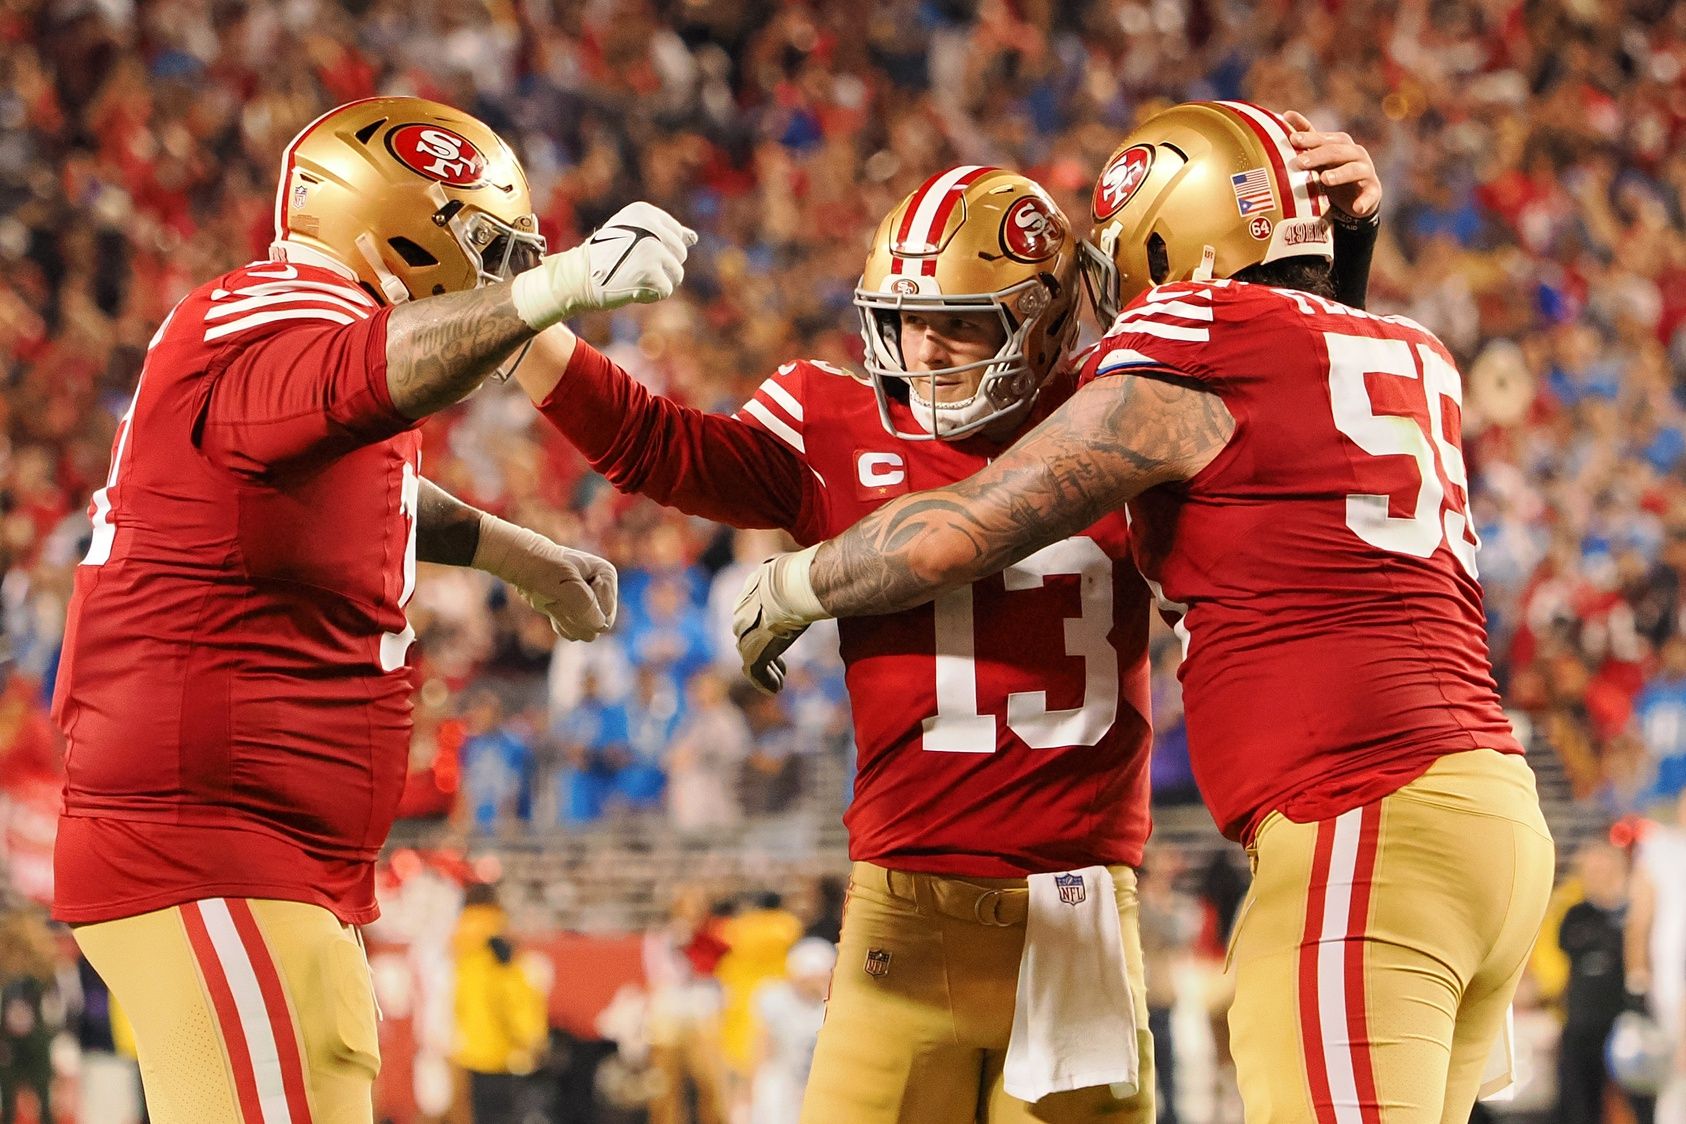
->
<box><xmin>354</xmin><ymin>118</ymin><xmax>387</xmax><ymax>145</ymax></box>
<box><xmin>1148</xmin><ymin>233</ymin><xmax>1170</xmax><ymax>284</ymax></box>
<box><xmin>388</xmin><ymin>237</ymin><xmax>438</xmax><ymax>267</ymax></box>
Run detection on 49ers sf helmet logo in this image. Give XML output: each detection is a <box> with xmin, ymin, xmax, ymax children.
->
<box><xmin>387</xmin><ymin>124</ymin><xmax>488</xmax><ymax>187</ymax></box>
<box><xmin>1000</xmin><ymin>196</ymin><xmax>1064</xmax><ymax>262</ymax></box>
<box><xmin>1093</xmin><ymin>144</ymin><xmax>1153</xmax><ymax>220</ymax></box>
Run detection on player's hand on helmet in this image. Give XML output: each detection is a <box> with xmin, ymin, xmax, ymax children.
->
<box><xmin>1283</xmin><ymin>111</ymin><xmax>1381</xmax><ymax>222</ymax></box>
<box><xmin>733</xmin><ymin>546</ymin><xmax>827</xmax><ymax>695</ymax></box>
<box><xmin>510</xmin><ymin>201</ymin><xmax>697</xmax><ymax>330</ymax></box>
<box><xmin>473</xmin><ymin>516</ymin><xmax>618</xmax><ymax>642</ymax></box>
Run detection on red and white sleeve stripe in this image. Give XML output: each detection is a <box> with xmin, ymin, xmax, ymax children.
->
<box><xmin>1106</xmin><ymin>284</ymin><xmax>1216</xmax><ymax>343</ymax></box>
<box><xmin>734</xmin><ymin>364</ymin><xmax>807</xmax><ymax>455</ymax></box>
<box><xmin>181</xmin><ymin>898</ymin><xmax>315</xmax><ymax>1123</ymax></box>
<box><xmin>202</xmin><ymin>270</ymin><xmax>376</xmax><ymax>344</ymax></box>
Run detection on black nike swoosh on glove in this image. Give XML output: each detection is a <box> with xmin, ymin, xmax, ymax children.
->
<box><xmin>589</xmin><ymin>223</ymin><xmax>661</xmax><ymax>286</ymax></box>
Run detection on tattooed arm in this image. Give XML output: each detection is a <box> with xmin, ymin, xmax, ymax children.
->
<box><xmin>384</xmin><ymin>200</ymin><xmax>697</xmax><ymax>419</ymax></box>
<box><xmin>732</xmin><ymin>371</ymin><xmax>1234</xmax><ymax>690</ymax></box>
<box><xmin>809</xmin><ymin>373</ymin><xmax>1236</xmax><ymax>615</ymax></box>
<box><xmin>384</xmin><ymin>282</ymin><xmax>532</xmax><ymax>418</ymax></box>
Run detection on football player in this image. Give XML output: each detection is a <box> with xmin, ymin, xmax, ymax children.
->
<box><xmin>52</xmin><ymin>97</ymin><xmax>691</xmax><ymax>1123</ymax></box>
<box><xmin>519</xmin><ymin>127</ymin><xmax>1380</xmax><ymax>1120</ymax></box>
<box><xmin>735</xmin><ymin>100</ymin><xmax>1554</xmax><ymax>1124</ymax></box>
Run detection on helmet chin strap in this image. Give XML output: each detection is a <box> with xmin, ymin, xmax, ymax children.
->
<box><xmin>354</xmin><ymin>233</ymin><xmax>412</xmax><ymax>304</ymax></box>
<box><xmin>908</xmin><ymin>379</ymin><xmax>995</xmax><ymax>437</ymax></box>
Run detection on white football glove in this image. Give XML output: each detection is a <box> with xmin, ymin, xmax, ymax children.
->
<box><xmin>473</xmin><ymin>514</ymin><xmax>618</xmax><ymax>642</ymax></box>
<box><xmin>733</xmin><ymin>545</ymin><xmax>827</xmax><ymax>694</ymax></box>
<box><xmin>510</xmin><ymin>201</ymin><xmax>697</xmax><ymax>330</ymax></box>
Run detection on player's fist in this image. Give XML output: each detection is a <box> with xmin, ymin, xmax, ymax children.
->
<box><xmin>474</xmin><ymin>515</ymin><xmax>618</xmax><ymax>642</ymax></box>
<box><xmin>510</xmin><ymin>201</ymin><xmax>697</xmax><ymax>330</ymax></box>
<box><xmin>733</xmin><ymin>547</ymin><xmax>826</xmax><ymax>695</ymax></box>
<box><xmin>1283</xmin><ymin>110</ymin><xmax>1381</xmax><ymax>221</ymax></box>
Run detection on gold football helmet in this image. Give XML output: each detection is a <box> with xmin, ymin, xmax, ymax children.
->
<box><xmin>855</xmin><ymin>166</ymin><xmax>1081</xmax><ymax>441</ymax></box>
<box><xmin>271</xmin><ymin>97</ymin><xmax>544</xmax><ymax>303</ymax></box>
<box><xmin>1082</xmin><ymin>101</ymin><xmax>1334</xmax><ymax>324</ymax></box>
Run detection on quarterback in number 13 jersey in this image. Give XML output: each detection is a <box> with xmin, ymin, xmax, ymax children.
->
<box><xmin>1081</xmin><ymin>279</ymin><xmax>1521</xmax><ymax>842</ymax></box>
<box><xmin>544</xmin><ymin>346</ymin><xmax>1152</xmax><ymax>876</ymax></box>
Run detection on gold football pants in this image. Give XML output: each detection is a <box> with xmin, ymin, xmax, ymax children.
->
<box><xmin>75</xmin><ymin>898</ymin><xmax>380</xmax><ymax>1124</ymax></box>
<box><xmin>1228</xmin><ymin>749</ymin><xmax>1554</xmax><ymax>1124</ymax></box>
<box><xmin>801</xmin><ymin>861</ymin><xmax>1154</xmax><ymax>1123</ymax></box>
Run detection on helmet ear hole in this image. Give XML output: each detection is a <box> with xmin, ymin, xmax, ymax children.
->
<box><xmin>388</xmin><ymin>237</ymin><xmax>439</xmax><ymax>267</ymax></box>
<box><xmin>1147</xmin><ymin>233</ymin><xmax>1170</xmax><ymax>285</ymax></box>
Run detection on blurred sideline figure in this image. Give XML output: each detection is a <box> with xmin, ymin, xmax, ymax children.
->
<box><xmin>749</xmin><ymin>937</ymin><xmax>838</xmax><ymax>1124</ymax></box>
<box><xmin>452</xmin><ymin>882</ymin><xmax>549</xmax><ymax>1123</ymax></box>
<box><xmin>1628</xmin><ymin>786</ymin><xmax>1686</xmax><ymax>1116</ymax></box>
<box><xmin>1557</xmin><ymin>842</ymin><xmax>1653</xmax><ymax>1123</ymax></box>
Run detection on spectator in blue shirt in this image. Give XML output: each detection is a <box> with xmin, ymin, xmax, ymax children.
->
<box><xmin>460</xmin><ymin>690</ymin><xmax>533</xmax><ymax>833</ymax></box>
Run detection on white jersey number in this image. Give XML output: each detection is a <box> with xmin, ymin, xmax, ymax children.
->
<box><xmin>1326</xmin><ymin>332</ymin><xmax>1478</xmax><ymax>578</ymax></box>
<box><xmin>922</xmin><ymin>537</ymin><xmax>1119</xmax><ymax>753</ymax></box>
<box><xmin>378</xmin><ymin>458</ymin><xmax>421</xmax><ymax>672</ymax></box>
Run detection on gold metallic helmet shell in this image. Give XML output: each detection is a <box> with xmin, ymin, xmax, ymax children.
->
<box><xmin>1081</xmin><ymin>101</ymin><xmax>1334</xmax><ymax>324</ymax></box>
<box><xmin>855</xmin><ymin>166</ymin><xmax>1081</xmax><ymax>441</ymax></box>
<box><xmin>271</xmin><ymin>96</ymin><xmax>544</xmax><ymax>303</ymax></box>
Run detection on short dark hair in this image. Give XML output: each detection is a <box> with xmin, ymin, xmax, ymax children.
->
<box><xmin>1232</xmin><ymin>255</ymin><xmax>1336</xmax><ymax>299</ymax></box>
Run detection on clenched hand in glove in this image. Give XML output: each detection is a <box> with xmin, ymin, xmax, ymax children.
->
<box><xmin>473</xmin><ymin>514</ymin><xmax>617</xmax><ymax>641</ymax></box>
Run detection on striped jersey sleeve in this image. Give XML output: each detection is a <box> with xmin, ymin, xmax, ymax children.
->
<box><xmin>189</xmin><ymin>262</ymin><xmax>412</xmax><ymax>476</ymax></box>
<box><xmin>1083</xmin><ymin>281</ymin><xmax>1226</xmax><ymax>387</ymax></box>
<box><xmin>732</xmin><ymin>360</ymin><xmax>813</xmax><ymax>458</ymax></box>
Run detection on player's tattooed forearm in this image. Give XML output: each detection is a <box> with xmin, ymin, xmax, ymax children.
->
<box><xmin>810</xmin><ymin>373</ymin><xmax>1235</xmax><ymax>615</ymax></box>
<box><xmin>385</xmin><ymin>282</ymin><xmax>534</xmax><ymax>418</ymax></box>
<box><xmin>415</xmin><ymin>477</ymin><xmax>483</xmax><ymax>567</ymax></box>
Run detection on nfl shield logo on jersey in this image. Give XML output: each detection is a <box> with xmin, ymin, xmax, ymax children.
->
<box><xmin>1055</xmin><ymin>872</ymin><xmax>1087</xmax><ymax>907</ymax></box>
<box><xmin>864</xmin><ymin>948</ymin><xmax>892</xmax><ymax>978</ymax></box>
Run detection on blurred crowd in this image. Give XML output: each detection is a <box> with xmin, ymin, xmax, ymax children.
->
<box><xmin>3</xmin><ymin>0</ymin><xmax>1686</xmax><ymax>1118</ymax></box>
<box><xmin>1</xmin><ymin>0</ymin><xmax>1686</xmax><ymax>827</ymax></box>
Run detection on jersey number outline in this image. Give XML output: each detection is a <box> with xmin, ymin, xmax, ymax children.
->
<box><xmin>1326</xmin><ymin>332</ymin><xmax>1478</xmax><ymax>578</ymax></box>
<box><xmin>922</xmin><ymin>536</ymin><xmax>1119</xmax><ymax>753</ymax></box>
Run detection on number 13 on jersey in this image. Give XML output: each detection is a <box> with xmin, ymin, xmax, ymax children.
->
<box><xmin>922</xmin><ymin>537</ymin><xmax>1119</xmax><ymax>753</ymax></box>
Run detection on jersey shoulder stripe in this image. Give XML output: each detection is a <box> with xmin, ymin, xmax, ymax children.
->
<box><xmin>733</xmin><ymin>359</ymin><xmax>866</xmax><ymax>457</ymax></box>
<box><xmin>197</xmin><ymin>263</ymin><xmax>377</xmax><ymax>344</ymax></box>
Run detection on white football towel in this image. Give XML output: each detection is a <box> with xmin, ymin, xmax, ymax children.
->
<box><xmin>1003</xmin><ymin>865</ymin><xmax>1139</xmax><ymax>1103</ymax></box>
<box><xmin>1478</xmin><ymin>1005</ymin><xmax>1516</xmax><ymax>1101</ymax></box>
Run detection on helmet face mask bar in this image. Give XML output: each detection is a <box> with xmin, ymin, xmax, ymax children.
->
<box><xmin>1077</xmin><ymin>235</ymin><xmax>1125</xmax><ymax>328</ymax></box>
<box><xmin>852</xmin><ymin>166</ymin><xmax>1081</xmax><ymax>443</ymax></box>
<box><xmin>856</xmin><ymin>279</ymin><xmax>1049</xmax><ymax>441</ymax></box>
<box><xmin>450</xmin><ymin>206</ymin><xmax>547</xmax><ymax>287</ymax></box>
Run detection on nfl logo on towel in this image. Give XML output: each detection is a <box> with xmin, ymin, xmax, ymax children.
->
<box><xmin>1054</xmin><ymin>872</ymin><xmax>1087</xmax><ymax>906</ymax></box>
<box><xmin>1231</xmin><ymin>168</ymin><xmax>1274</xmax><ymax>216</ymax></box>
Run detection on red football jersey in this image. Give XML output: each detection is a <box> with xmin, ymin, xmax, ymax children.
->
<box><xmin>52</xmin><ymin>260</ymin><xmax>422</xmax><ymax>925</ymax></box>
<box><xmin>1079</xmin><ymin>280</ymin><xmax>1523</xmax><ymax>841</ymax></box>
<box><xmin>543</xmin><ymin>344</ymin><xmax>1152</xmax><ymax>876</ymax></box>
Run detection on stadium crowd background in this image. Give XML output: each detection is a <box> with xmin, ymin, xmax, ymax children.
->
<box><xmin>3</xmin><ymin>0</ymin><xmax>1686</xmax><ymax>1120</ymax></box>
